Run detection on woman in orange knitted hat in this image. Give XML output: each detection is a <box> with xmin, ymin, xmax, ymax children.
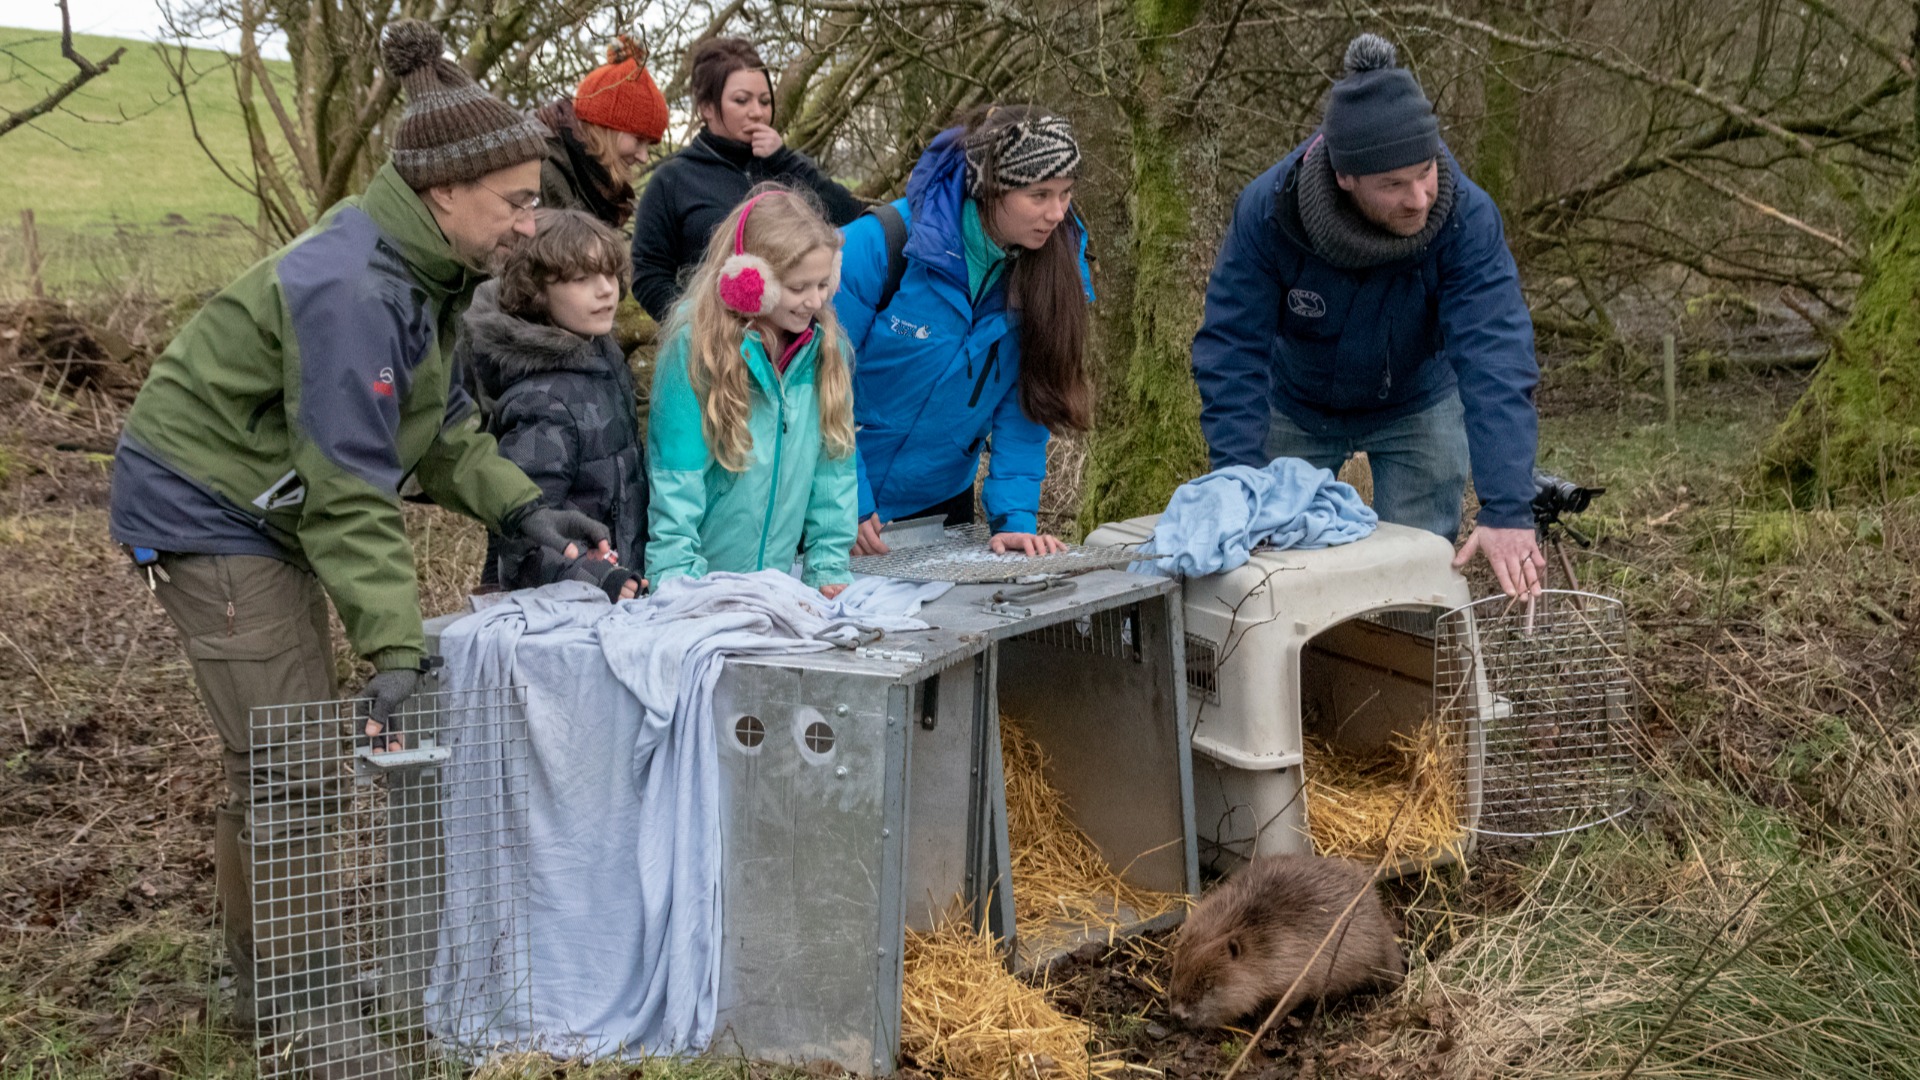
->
<box><xmin>533</xmin><ymin>36</ymin><xmax>668</xmax><ymax>228</ymax></box>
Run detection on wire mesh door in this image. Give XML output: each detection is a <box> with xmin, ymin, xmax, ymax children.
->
<box><xmin>849</xmin><ymin>523</ymin><xmax>1139</xmax><ymax>582</ymax></box>
<box><xmin>244</xmin><ymin>688</ymin><xmax>531</xmax><ymax>1077</ymax></box>
<box><xmin>1435</xmin><ymin>591</ymin><xmax>1635</xmax><ymax>839</ymax></box>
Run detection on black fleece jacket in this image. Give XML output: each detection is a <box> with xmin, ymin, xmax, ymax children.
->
<box><xmin>629</xmin><ymin>129</ymin><xmax>867</xmax><ymax>321</ymax></box>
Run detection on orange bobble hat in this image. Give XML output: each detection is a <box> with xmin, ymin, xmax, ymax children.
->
<box><xmin>573</xmin><ymin>36</ymin><xmax>668</xmax><ymax>143</ymax></box>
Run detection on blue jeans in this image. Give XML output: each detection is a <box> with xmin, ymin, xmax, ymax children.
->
<box><xmin>1264</xmin><ymin>394</ymin><xmax>1471</xmax><ymax>542</ymax></box>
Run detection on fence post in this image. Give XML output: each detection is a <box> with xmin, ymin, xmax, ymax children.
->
<box><xmin>20</xmin><ymin>209</ymin><xmax>45</xmax><ymax>299</ymax></box>
<box><xmin>1662</xmin><ymin>333</ymin><xmax>1677</xmax><ymax>428</ymax></box>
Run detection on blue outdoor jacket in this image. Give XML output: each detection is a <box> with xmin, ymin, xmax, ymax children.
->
<box><xmin>834</xmin><ymin>128</ymin><xmax>1092</xmax><ymax>535</ymax></box>
<box><xmin>1191</xmin><ymin>138</ymin><xmax>1539</xmax><ymax>529</ymax></box>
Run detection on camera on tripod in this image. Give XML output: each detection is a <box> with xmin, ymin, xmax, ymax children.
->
<box><xmin>1531</xmin><ymin>470</ymin><xmax>1604</xmax><ymax>546</ymax></box>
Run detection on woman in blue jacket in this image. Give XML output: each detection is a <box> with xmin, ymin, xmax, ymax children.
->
<box><xmin>834</xmin><ymin>105</ymin><xmax>1092</xmax><ymax>556</ymax></box>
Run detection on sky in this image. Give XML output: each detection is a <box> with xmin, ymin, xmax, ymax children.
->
<box><xmin>10</xmin><ymin>0</ymin><xmax>289</xmax><ymax>58</ymax></box>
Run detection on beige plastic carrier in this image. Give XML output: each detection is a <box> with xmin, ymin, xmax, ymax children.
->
<box><xmin>1086</xmin><ymin>515</ymin><xmax>1478</xmax><ymax>873</ymax></box>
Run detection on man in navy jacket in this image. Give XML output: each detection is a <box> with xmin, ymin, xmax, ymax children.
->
<box><xmin>1192</xmin><ymin>34</ymin><xmax>1544</xmax><ymax>597</ymax></box>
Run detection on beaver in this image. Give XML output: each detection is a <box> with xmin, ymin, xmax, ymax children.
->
<box><xmin>1168</xmin><ymin>853</ymin><xmax>1405</xmax><ymax>1028</ymax></box>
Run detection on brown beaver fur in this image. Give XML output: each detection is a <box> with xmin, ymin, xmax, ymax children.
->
<box><xmin>1168</xmin><ymin>854</ymin><xmax>1405</xmax><ymax>1028</ymax></box>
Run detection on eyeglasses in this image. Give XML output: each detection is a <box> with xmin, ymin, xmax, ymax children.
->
<box><xmin>476</xmin><ymin>181</ymin><xmax>541</xmax><ymax>218</ymax></box>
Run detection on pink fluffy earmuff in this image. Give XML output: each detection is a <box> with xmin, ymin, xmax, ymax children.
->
<box><xmin>718</xmin><ymin>194</ymin><xmax>780</xmax><ymax>316</ymax></box>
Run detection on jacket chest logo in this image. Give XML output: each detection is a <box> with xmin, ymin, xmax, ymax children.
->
<box><xmin>887</xmin><ymin>315</ymin><xmax>932</xmax><ymax>340</ymax></box>
<box><xmin>372</xmin><ymin>366</ymin><xmax>397</xmax><ymax>397</ymax></box>
<box><xmin>1287</xmin><ymin>289</ymin><xmax>1327</xmax><ymax>318</ymax></box>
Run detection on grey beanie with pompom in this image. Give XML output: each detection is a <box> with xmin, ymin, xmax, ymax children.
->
<box><xmin>380</xmin><ymin>19</ymin><xmax>549</xmax><ymax>189</ymax></box>
<box><xmin>1321</xmin><ymin>32</ymin><xmax>1439</xmax><ymax>176</ymax></box>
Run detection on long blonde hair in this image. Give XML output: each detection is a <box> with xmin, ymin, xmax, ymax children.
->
<box><xmin>667</xmin><ymin>184</ymin><xmax>855</xmax><ymax>473</ymax></box>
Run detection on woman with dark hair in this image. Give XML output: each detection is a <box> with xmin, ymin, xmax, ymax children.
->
<box><xmin>629</xmin><ymin>37</ymin><xmax>867</xmax><ymax>321</ymax></box>
<box><xmin>533</xmin><ymin>36</ymin><xmax>668</xmax><ymax>227</ymax></box>
<box><xmin>834</xmin><ymin>105</ymin><xmax>1093</xmax><ymax>557</ymax></box>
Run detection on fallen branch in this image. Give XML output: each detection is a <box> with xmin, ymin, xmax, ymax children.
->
<box><xmin>1661</xmin><ymin>157</ymin><xmax>1859</xmax><ymax>260</ymax></box>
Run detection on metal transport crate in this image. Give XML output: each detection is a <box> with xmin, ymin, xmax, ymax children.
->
<box><xmin>369</xmin><ymin>568</ymin><xmax>1201</xmax><ymax>1074</ymax></box>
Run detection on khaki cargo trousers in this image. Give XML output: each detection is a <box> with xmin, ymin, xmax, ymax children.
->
<box><xmin>150</xmin><ymin>553</ymin><xmax>346</xmax><ymax>1025</ymax></box>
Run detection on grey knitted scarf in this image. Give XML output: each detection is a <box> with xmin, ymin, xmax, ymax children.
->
<box><xmin>1294</xmin><ymin>137</ymin><xmax>1455</xmax><ymax>270</ymax></box>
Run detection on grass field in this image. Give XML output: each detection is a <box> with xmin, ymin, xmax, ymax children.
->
<box><xmin>1</xmin><ymin>26</ymin><xmax>279</xmax><ymax>297</ymax></box>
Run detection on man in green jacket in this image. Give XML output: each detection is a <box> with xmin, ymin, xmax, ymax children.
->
<box><xmin>109</xmin><ymin>21</ymin><xmax>605</xmax><ymax>1076</ymax></box>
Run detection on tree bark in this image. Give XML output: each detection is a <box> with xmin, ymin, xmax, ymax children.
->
<box><xmin>1759</xmin><ymin>163</ymin><xmax>1920</xmax><ymax>504</ymax></box>
<box><xmin>1474</xmin><ymin>0</ymin><xmax>1525</xmax><ymax>215</ymax></box>
<box><xmin>1075</xmin><ymin>0</ymin><xmax>1211</xmax><ymax>533</ymax></box>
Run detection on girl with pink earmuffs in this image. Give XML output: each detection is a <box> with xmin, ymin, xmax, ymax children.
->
<box><xmin>645</xmin><ymin>183</ymin><xmax>858</xmax><ymax>598</ymax></box>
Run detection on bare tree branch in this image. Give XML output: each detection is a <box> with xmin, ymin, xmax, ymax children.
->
<box><xmin>0</xmin><ymin>0</ymin><xmax>127</xmax><ymax>140</ymax></box>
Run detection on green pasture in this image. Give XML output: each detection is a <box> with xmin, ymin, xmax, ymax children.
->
<box><xmin>1</xmin><ymin>26</ymin><xmax>278</xmax><ymax>296</ymax></box>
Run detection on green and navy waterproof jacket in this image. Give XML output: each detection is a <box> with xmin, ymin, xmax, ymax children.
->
<box><xmin>645</xmin><ymin>321</ymin><xmax>857</xmax><ymax>589</ymax></box>
<box><xmin>109</xmin><ymin>163</ymin><xmax>543</xmax><ymax>671</ymax></box>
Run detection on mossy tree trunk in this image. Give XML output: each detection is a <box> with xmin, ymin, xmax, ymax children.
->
<box><xmin>1075</xmin><ymin>0</ymin><xmax>1211</xmax><ymax>533</ymax></box>
<box><xmin>1760</xmin><ymin>166</ymin><xmax>1920</xmax><ymax>504</ymax></box>
<box><xmin>1473</xmin><ymin>0</ymin><xmax>1528</xmax><ymax>216</ymax></box>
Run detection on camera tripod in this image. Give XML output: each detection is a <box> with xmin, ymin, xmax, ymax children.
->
<box><xmin>1531</xmin><ymin>471</ymin><xmax>1605</xmax><ymax>592</ymax></box>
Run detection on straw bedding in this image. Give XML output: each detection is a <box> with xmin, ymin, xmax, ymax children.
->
<box><xmin>897</xmin><ymin>714</ymin><xmax>1179</xmax><ymax>1077</ymax></box>
<box><xmin>1302</xmin><ymin>721</ymin><xmax>1465</xmax><ymax>862</ymax></box>
<box><xmin>999</xmin><ymin>713</ymin><xmax>1183</xmax><ymax>956</ymax></box>
<box><xmin>900</xmin><ymin>920</ymin><xmax>1117</xmax><ymax>1079</ymax></box>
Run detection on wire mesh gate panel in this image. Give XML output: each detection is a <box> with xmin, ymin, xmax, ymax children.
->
<box><xmin>245</xmin><ymin>688</ymin><xmax>532</xmax><ymax>1077</ymax></box>
<box><xmin>1435</xmin><ymin>591</ymin><xmax>1636</xmax><ymax>838</ymax></box>
<box><xmin>849</xmin><ymin>523</ymin><xmax>1138</xmax><ymax>582</ymax></box>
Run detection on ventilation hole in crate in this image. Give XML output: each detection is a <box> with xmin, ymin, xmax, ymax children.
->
<box><xmin>803</xmin><ymin>721</ymin><xmax>836</xmax><ymax>754</ymax></box>
<box><xmin>1185</xmin><ymin>633</ymin><xmax>1221</xmax><ymax>703</ymax></box>
<box><xmin>735</xmin><ymin>715</ymin><xmax>766</xmax><ymax>748</ymax></box>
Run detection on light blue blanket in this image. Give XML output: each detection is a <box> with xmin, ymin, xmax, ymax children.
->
<box><xmin>1138</xmin><ymin>456</ymin><xmax>1377</xmax><ymax>577</ymax></box>
<box><xmin>431</xmin><ymin>572</ymin><xmax>931</xmax><ymax>1059</ymax></box>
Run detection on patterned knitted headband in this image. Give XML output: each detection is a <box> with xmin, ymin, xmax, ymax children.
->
<box><xmin>964</xmin><ymin>113</ymin><xmax>1081</xmax><ymax>197</ymax></box>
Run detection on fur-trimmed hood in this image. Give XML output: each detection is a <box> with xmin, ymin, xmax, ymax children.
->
<box><xmin>462</xmin><ymin>280</ymin><xmax>614</xmax><ymax>399</ymax></box>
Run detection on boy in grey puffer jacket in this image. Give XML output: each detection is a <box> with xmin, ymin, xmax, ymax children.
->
<box><xmin>464</xmin><ymin>210</ymin><xmax>648</xmax><ymax>599</ymax></box>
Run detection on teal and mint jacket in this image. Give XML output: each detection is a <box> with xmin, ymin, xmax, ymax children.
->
<box><xmin>645</xmin><ymin>322</ymin><xmax>857</xmax><ymax>588</ymax></box>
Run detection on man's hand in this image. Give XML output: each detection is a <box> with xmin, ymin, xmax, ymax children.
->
<box><xmin>740</xmin><ymin>123</ymin><xmax>783</xmax><ymax>158</ymax></box>
<box><xmin>990</xmin><ymin>532</ymin><xmax>1067</xmax><ymax>556</ymax></box>
<box><xmin>355</xmin><ymin>668</ymin><xmax>418</xmax><ymax>752</ymax></box>
<box><xmin>1453</xmin><ymin>525</ymin><xmax>1544</xmax><ymax>598</ymax></box>
<box><xmin>507</xmin><ymin>504</ymin><xmax>611</xmax><ymax>555</ymax></box>
<box><xmin>853</xmin><ymin>514</ymin><xmax>890</xmax><ymax>557</ymax></box>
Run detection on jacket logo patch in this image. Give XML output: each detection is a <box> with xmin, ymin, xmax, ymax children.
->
<box><xmin>1287</xmin><ymin>289</ymin><xmax>1327</xmax><ymax>318</ymax></box>
<box><xmin>372</xmin><ymin>367</ymin><xmax>396</xmax><ymax>397</ymax></box>
<box><xmin>252</xmin><ymin>469</ymin><xmax>306</xmax><ymax>510</ymax></box>
<box><xmin>887</xmin><ymin>315</ymin><xmax>932</xmax><ymax>340</ymax></box>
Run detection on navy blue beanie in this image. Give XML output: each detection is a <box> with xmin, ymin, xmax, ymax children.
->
<box><xmin>1323</xmin><ymin>34</ymin><xmax>1439</xmax><ymax>176</ymax></box>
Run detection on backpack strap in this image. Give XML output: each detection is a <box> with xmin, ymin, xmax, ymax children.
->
<box><xmin>864</xmin><ymin>202</ymin><xmax>909</xmax><ymax>313</ymax></box>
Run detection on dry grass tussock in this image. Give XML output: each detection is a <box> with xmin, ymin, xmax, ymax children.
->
<box><xmin>1354</xmin><ymin>378</ymin><xmax>1920</xmax><ymax>1079</ymax></box>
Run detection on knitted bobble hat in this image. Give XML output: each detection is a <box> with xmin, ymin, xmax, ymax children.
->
<box><xmin>1321</xmin><ymin>33</ymin><xmax>1440</xmax><ymax>177</ymax></box>
<box><xmin>381</xmin><ymin>19</ymin><xmax>550</xmax><ymax>189</ymax></box>
<box><xmin>574</xmin><ymin>35</ymin><xmax>669</xmax><ymax>143</ymax></box>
